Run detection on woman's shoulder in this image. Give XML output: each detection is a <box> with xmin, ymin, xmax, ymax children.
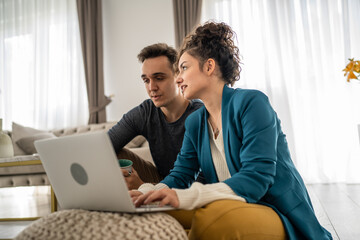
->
<box><xmin>184</xmin><ymin>105</ymin><xmax>206</xmax><ymax>129</ymax></box>
<box><xmin>226</xmin><ymin>87</ymin><xmax>269</xmax><ymax>105</ymax></box>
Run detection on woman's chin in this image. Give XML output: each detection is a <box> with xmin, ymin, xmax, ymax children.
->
<box><xmin>183</xmin><ymin>92</ymin><xmax>194</xmax><ymax>100</ymax></box>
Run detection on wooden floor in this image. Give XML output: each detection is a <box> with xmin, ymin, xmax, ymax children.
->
<box><xmin>307</xmin><ymin>184</ymin><xmax>360</xmax><ymax>240</ymax></box>
<box><xmin>0</xmin><ymin>184</ymin><xmax>359</xmax><ymax>239</ymax></box>
<box><xmin>0</xmin><ymin>186</ymin><xmax>51</xmax><ymax>240</ymax></box>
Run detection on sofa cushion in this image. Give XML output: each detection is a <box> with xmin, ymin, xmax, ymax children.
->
<box><xmin>16</xmin><ymin>132</ymin><xmax>57</xmax><ymax>154</ymax></box>
<box><xmin>124</xmin><ymin>135</ymin><xmax>146</xmax><ymax>148</ymax></box>
<box><xmin>11</xmin><ymin>122</ymin><xmax>150</xmax><ymax>159</ymax></box>
<box><xmin>51</xmin><ymin>122</ymin><xmax>117</xmax><ymax>137</ymax></box>
<box><xmin>11</xmin><ymin>122</ymin><xmax>49</xmax><ymax>156</ymax></box>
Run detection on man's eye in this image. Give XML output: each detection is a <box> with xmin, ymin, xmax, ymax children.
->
<box><xmin>156</xmin><ymin>77</ymin><xmax>164</xmax><ymax>81</ymax></box>
<box><xmin>143</xmin><ymin>79</ymin><xmax>149</xmax><ymax>84</ymax></box>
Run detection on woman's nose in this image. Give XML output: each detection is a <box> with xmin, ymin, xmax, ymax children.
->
<box><xmin>176</xmin><ymin>75</ymin><xmax>183</xmax><ymax>85</ymax></box>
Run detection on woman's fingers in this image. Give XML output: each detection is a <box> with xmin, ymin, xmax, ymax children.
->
<box><xmin>129</xmin><ymin>190</ymin><xmax>143</xmax><ymax>197</ymax></box>
<box><xmin>159</xmin><ymin>191</ymin><xmax>179</xmax><ymax>207</ymax></box>
<box><xmin>143</xmin><ymin>190</ymin><xmax>165</xmax><ymax>204</ymax></box>
<box><xmin>134</xmin><ymin>190</ymin><xmax>154</xmax><ymax>207</ymax></box>
<box><xmin>135</xmin><ymin>189</ymin><xmax>179</xmax><ymax>208</ymax></box>
<box><xmin>129</xmin><ymin>190</ymin><xmax>143</xmax><ymax>203</ymax></box>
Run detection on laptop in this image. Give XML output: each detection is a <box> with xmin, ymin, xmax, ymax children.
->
<box><xmin>34</xmin><ymin>131</ymin><xmax>174</xmax><ymax>213</ymax></box>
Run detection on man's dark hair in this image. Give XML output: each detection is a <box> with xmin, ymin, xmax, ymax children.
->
<box><xmin>137</xmin><ymin>43</ymin><xmax>178</xmax><ymax>72</ymax></box>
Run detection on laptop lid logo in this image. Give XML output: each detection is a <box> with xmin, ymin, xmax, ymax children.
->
<box><xmin>70</xmin><ymin>163</ymin><xmax>88</xmax><ymax>185</ymax></box>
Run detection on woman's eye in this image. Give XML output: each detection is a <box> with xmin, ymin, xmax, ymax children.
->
<box><xmin>182</xmin><ymin>66</ymin><xmax>187</xmax><ymax>70</ymax></box>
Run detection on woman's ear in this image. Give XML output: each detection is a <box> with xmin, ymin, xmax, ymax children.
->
<box><xmin>204</xmin><ymin>58</ymin><xmax>216</xmax><ymax>76</ymax></box>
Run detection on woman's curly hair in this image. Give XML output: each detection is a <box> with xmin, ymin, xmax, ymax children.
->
<box><xmin>178</xmin><ymin>21</ymin><xmax>241</xmax><ymax>86</ymax></box>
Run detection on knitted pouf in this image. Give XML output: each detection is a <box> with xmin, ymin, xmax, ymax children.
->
<box><xmin>15</xmin><ymin>209</ymin><xmax>187</xmax><ymax>240</ymax></box>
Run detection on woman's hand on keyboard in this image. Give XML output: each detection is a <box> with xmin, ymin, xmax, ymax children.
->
<box><xmin>129</xmin><ymin>190</ymin><xmax>143</xmax><ymax>203</ymax></box>
<box><xmin>134</xmin><ymin>189</ymin><xmax>179</xmax><ymax>208</ymax></box>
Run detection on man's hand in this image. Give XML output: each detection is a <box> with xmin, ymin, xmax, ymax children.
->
<box><xmin>121</xmin><ymin>167</ymin><xmax>144</xmax><ymax>190</ymax></box>
<box><xmin>134</xmin><ymin>189</ymin><xmax>179</xmax><ymax>208</ymax></box>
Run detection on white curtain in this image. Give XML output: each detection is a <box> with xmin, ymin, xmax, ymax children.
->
<box><xmin>202</xmin><ymin>0</ymin><xmax>360</xmax><ymax>183</ymax></box>
<box><xmin>0</xmin><ymin>0</ymin><xmax>88</xmax><ymax>131</ymax></box>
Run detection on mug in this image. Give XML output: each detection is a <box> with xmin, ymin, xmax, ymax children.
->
<box><xmin>118</xmin><ymin>159</ymin><xmax>133</xmax><ymax>175</ymax></box>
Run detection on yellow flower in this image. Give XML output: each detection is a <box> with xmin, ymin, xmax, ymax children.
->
<box><xmin>343</xmin><ymin>58</ymin><xmax>360</xmax><ymax>82</ymax></box>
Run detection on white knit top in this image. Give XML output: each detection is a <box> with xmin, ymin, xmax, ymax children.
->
<box><xmin>138</xmin><ymin>123</ymin><xmax>246</xmax><ymax>210</ymax></box>
<box><xmin>207</xmin><ymin>120</ymin><xmax>231</xmax><ymax>181</ymax></box>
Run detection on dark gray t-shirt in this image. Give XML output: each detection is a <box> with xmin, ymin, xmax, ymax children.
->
<box><xmin>108</xmin><ymin>99</ymin><xmax>203</xmax><ymax>178</ymax></box>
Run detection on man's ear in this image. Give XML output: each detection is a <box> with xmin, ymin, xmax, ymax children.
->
<box><xmin>204</xmin><ymin>58</ymin><xmax>216</xmax><ymax>76</ymax></box>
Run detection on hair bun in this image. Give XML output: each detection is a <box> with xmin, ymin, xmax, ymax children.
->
<box><xmin>179</xmin><ymin>21</ymin><xmax>241</xmax><ymax>86</ymax></box>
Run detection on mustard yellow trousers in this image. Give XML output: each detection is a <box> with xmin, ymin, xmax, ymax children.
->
<box><xmin>167</xmin><ymin>200</ymin><xmax>287</xmax><ymax>240</ymax></box>
<box><xmin>117</xmin><ymin>149</ymin><xmax>287</xmax><ymax>239</ymax></box>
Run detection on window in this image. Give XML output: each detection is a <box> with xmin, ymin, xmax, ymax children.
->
<box><xmin>202</xmin><ymin>0</ymin><xmax>360</xmax><ymax>183</ymax></box>
<box><xmin>0</xmin><ymin>0</ymin><xmax>88</xmax><ymax>130</ymax></box>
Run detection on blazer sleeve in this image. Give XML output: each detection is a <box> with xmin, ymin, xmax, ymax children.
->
<box><xmin>224</xmin><ymin>90</ymin><xmax>278</xmax><ymax>203</ymax></box>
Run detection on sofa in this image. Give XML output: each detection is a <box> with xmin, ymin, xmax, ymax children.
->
<box><xmin>0</xmin><ymin>121</ymin><xmax>152</xmax><ymax>204</ymax></box>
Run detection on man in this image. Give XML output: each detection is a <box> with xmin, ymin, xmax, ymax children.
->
<box><xmin>108</xmin><ymin>43</ymin><xmax>203</xmax><ymax>190</ymax></box>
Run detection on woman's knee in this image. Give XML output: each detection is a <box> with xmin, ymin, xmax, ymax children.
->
<box><xmin>188</xmin><ymin>200</ymin><xmax>287</xmax><ymax>240</ymax></box>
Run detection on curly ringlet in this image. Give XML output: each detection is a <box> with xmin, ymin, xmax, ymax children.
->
<box><xmin>178</xmin><ymin>21</ymin><xmax>241</xmax><ymax>86</ymax></box>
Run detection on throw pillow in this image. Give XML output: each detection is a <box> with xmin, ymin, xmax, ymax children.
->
<box><xmin>16</xmin><ymin>132</ymin><xmax>57</xmax><ymax>154</ymax></box>
<box><xmin>11</xmin><ymin>122</ymin><xmax>49</xmax><ymax>156</ymax></box>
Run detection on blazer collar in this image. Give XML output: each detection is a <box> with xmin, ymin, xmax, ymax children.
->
<box><xmin>200</xmin><ymin>109</ymin><xmax>218</xmax><ymax>182</ymax></box>
<box><xmin>201</xmin><ymin>85</ymin><xmax>238</xmax><ymax>181</ymax></box>
<box><xmin>221</xmin><ymin>85</ymin><xmax>238</xmax><ymax>175</ymax></box>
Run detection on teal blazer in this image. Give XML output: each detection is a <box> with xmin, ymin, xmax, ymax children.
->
<box><xmin>162</xmin><ymin>85</ymin><xmax>332</xmax><ymax>240</ymax></box>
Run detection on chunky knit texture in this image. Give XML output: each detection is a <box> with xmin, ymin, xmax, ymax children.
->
<box><xmin>15</xmin><ymin>209</ymin><xmax>187</xmax><ymax>240</ymax></box>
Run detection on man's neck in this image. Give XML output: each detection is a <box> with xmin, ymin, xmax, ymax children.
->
<box><xmin>160</xmin><ymin>96</ymin><xmax>190</xmax><ymax>123</ymax></box>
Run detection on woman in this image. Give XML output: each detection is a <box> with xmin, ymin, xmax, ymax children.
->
<box><xmin>132</xmin><ymin>22</ymin><xmax>332</xmax><ymax>240</ymax></box>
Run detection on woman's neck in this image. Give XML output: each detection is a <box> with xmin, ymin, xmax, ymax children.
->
<box><xmin>202</xmin><ymin>82</ymin><xmax>225</xmax><ymax>138</ymax></box>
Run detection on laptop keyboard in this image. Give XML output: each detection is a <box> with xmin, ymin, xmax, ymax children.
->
<box><xmin>137</xmin><ymin>201</ymin><xmax>175</xmax><ymax>210</ymax></box>
<box><xmin>138</xmin><ymin>202</ymin><xmax>161</xmax><ymax>209</ymax></box>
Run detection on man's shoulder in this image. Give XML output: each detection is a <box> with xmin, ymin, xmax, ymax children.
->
<box><xmin>122</xmin><ymin>99</ymin><xmax>156</xmax><ymax>123</ymax></box>
<box><xmin>183</xmin><ymin>100</ymin><xmax>204</xmax><ymax>121</ymax></box>
<box><xmin>139</xmin><ymin>98</ymin><xmax>155</xmax><ymax>108</ymax></box>
<box><xmin>133</xmin><ymin>99</ymin><xmax>158</xmax><ymax>114</ymax></box>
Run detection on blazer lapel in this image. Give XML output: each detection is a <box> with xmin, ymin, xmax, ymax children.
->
<box><xmin>221</xmin><ymin>85</ymin><xmax>238</xmax><ymax>176</ymax></box>
<box><xmin>200</xmin><ymin>109</ymin><xmax>218</xmax><ymax>183</ymax></box>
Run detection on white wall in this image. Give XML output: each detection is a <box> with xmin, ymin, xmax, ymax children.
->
<box><xmin>102</xmin><ymin>0</ymin><xmax>175</xmax><ymax>121</ymax></box>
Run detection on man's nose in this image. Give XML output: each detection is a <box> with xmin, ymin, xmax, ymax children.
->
<box><xmin>148</xmin><ymin>80</ymin><xmax>158</xmax><ymax>91</ymax></box>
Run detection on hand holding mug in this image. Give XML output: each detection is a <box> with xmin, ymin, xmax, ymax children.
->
<box><xmin>118</xmin><ymin>159</ymin><xmax>144</xmax><ymax>190</ymax></box>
